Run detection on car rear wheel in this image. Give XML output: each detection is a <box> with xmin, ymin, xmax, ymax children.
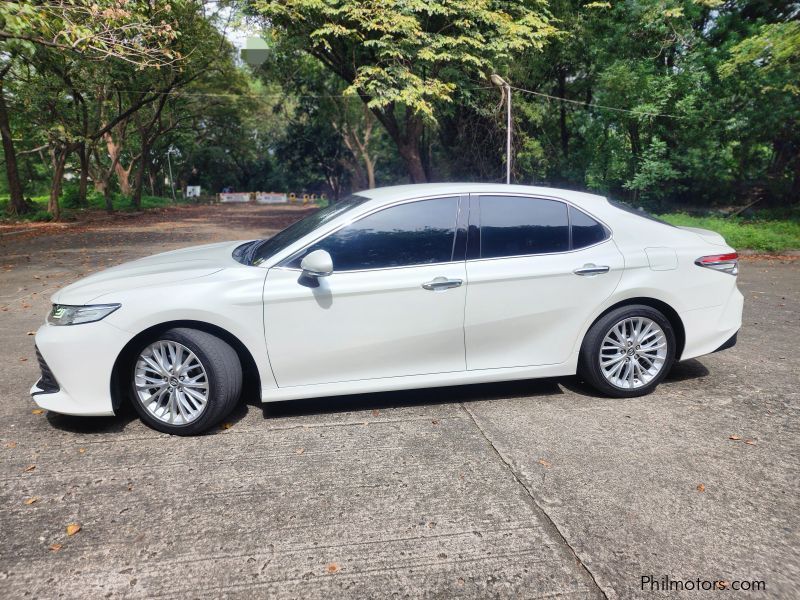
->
<box><xmin>130</xmin><ymin>328</ymin><xmax>242</xmax><ymax>435</ymax></box>
<box><xmin>578</xmin><ymin>305</ymin><xmax>676</xmax><ymax>397</ymax></box>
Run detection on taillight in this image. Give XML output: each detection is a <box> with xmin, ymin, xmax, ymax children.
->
<box><xmin>695</xmin><ymin>252</ymin><xmax>738</xmax><ymax>276</ymax></box>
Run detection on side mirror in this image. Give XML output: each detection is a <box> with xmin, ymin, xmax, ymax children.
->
<box><xmin>300</xmin><ymin>249</ymin><xmax>333</xmax><ymax>278</ymax></box>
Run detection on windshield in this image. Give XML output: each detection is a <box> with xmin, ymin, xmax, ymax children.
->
<box><xmin>249</xmin><ymin>194</ymin><xmax>369</xmax><ymax>265</ymax></box>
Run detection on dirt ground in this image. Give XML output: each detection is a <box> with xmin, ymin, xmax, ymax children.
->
<box><xmin>0</xmin><ymin>204</ymin><xmax>798</xmax><ymax>599</ymax></box>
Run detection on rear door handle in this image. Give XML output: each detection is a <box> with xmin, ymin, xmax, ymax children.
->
<box><xmin>422</xmin><ymin>277</ymin><xmax>463</xmax><ymax>291</ymax></box>
<box><xmin>573</xmin><ymin>264</ymin><xmax>610</xmax><ymax>276</ymax></box>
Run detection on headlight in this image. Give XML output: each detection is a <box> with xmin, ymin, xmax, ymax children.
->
<box><xmin>47</xmin><ymin>303</ymin><xmax>121</xmax><ymax>326</ymax></box>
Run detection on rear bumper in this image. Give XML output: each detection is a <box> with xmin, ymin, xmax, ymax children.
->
<box><xmin>680</xmin><ymin>285</ymin><xmax>743</xmax><ymax>360</ymax></box>
<box><xmin>712</xmin><ymin>331</ymin><xmax>738</xmax><ymax>354</ymax></box>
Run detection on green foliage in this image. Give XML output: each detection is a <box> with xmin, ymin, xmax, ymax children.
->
<box><xmin>252</xmin><ymin>0</ymin><xmax>557</xmax><ymax>119</ymax></box>
<box><xmin>0</xmin><ymin>1</ymin><xmax>183</xmax><ymax>66</ymax></box>
<box><xmin>2</xmin><ymin>0</ymin><xmax>799</xmax><ymax>222</ymax></box>
<box><xmin>29</xmin><ymin>209</ymin><xmax>54</xmax><ymax>222</ymax></box>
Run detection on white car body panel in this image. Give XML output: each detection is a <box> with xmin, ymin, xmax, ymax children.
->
<box><xmin>264</xmin><ymin>262</ymin><xmax>467</xmax><ymax>387</ymax></box>
<box><xmin>464</xmin><ymin>240</ymin><xmax>625</xmax><ymax>369</ymax></box>
<box><xmin>31</xmin><ymin>183</ymin><xmax>743</xmax><ymax>417</ymax></box>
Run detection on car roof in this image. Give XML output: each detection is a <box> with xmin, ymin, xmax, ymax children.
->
<box><xmin>354</xmin><ymin>183</ymin><xmax>608</xmax><ymax>208</ymax></box>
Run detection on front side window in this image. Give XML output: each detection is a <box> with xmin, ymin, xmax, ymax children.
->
<box><xmin>249</xmin><ymin>194</ymin><xmax>369</xmax><ymax>265</ymax></box>
<box><xmin>286</xmin><ymin>197</ymin><xmax>460</xmax><ymax>271</ymax></box>
<box><xmin>479</xmin><ymin>196</ymin><xmax>570</xmax><ymax>258</ymax></box>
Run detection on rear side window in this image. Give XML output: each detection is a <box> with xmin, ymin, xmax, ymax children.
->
<box><xmin>479</xmin><ymin>196</ymin><xmax>569</xmax><ymax>258</ymax></box>
<box><xmin>287</xmin><ymin>197</ymin><xmax>459</xmax><ymax>271</ymax></box>
<box><xmin>570</xmin><ymin>206</ymin><xmax>608</xmax><ymax>249</ymax></box>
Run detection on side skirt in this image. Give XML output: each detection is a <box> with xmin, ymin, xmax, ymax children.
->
<box><xmin>260</xmin><ymin>362</ymin><xmax>576</xmax><ymax>403</ymax></box>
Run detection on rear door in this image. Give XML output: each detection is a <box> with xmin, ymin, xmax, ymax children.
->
<box><xmin>464</xmin><ymin>194</ymin><xmax>624</xmax><ymax>370</ymax></box>
<box><xmin>264</xmin><ymin>196</ymin><xmax>469</xmax><ymax>387</ymax></box>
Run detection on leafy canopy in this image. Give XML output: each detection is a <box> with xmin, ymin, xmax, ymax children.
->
<box><xmin>251</xmin><ymin>0</ymin><xmax>557</xmax><ymax>119</ymax></box>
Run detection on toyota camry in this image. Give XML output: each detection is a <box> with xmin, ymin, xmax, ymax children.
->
<box><xmin>31</xmin><ymin>184</ymin><xmax>743</xmax><ymax>435</ymax></box>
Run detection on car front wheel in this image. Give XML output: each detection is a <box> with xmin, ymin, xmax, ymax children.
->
<box><xmin>130</xmin><ymin>328</ymin><xmax>242</xmax><ymax>435</ymax></box>
<box><xmin>578</xmin><ymin>305</ymin><xmax>676</xmax><ymax>397</ymax></box>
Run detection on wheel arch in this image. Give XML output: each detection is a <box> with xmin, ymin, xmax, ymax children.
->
<box><xmin>585</xmin><ymin>297</ymin><xmax>686</xmax><ymax>360</ymax></box>
<box><xmin>110</xmin><ymin>320</ymin><xmax>261</xmax><ymax>412</ymax></box>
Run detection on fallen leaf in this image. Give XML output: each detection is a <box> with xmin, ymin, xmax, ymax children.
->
<box><xmin>24</xmin><ymin>464</ymin><xmax>36</xmax><ymax>472</ymax></box>
<box><xmin>24</xmin><ymin>497</ymin><xmax>39</xmax><ymax>505</ymax></box>
<box><xmin>5</xmin><ymin>441</ymin><xmax>17</xmax><ymax>449</ymax></box>
<box><xmin>78</xmin><ymin>448</ymin><xmax>86</xmax><ymax>454</ymax></box>
<box><xmin>326</xmin><ymin>563</ymin><xmax>339</xmax><ymax>573</ymax></box>
<box><xmin>26</xmin><ymin>331</ymin><xmax>35</xmax><ymax>336</ymax></box>
<box><xmin>728</xmin><ymin>435</ymin><xmax>741</xmax><ymax>441</ymax></box>
<box><xmin>538</xmin><ymin>458</ymin><xmax>551</xmax><ymax>468</ymax></box>
<box><xmin>431</xmin><ymin>419</ymin><xmax>439</xmax><ymax>425</ymax></box>
<box><xmin>220</xmin><ymin>423</ymin><xmax>233</xmax><ymax>430</ymax></box>
<box><xmin>696</xmin><ymin>483</ymin><xmax>705</xmax><ymax>492</ymax></box>
<box><xmin>32</xmin><ymin>409</ymin><xmax>44</xmax><ymax>415</ymax></box>
<box><xmin>744</xmin><ymin>439</ymin><xmax>756</xmax><ymax>446</ymax></box>
<box><xmin>49</xmin><ymin>544</ymin><xmax>63</xmax><ymax>552</ymax></box>
<box><xmin>66</xmin><ymin>523</ymin><xmax>81</xmax><ymax>536</ymax></box>
<box><xmin>295</xmin><ymin>448</ymin><xmax>305</xmax><ymax>455</ymax></box>
<box><xmin>20</xmin><ymin>357</ymin><xmax>28</xmax><ymax>362</ymax></box>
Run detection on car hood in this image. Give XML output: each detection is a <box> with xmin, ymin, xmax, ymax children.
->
<box><xmin>52</xmin><ymin>240</ymin><xmax>250</xmax><ymax>305</ymax></box>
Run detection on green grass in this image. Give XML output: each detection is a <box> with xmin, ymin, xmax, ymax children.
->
<box><xmin>658</xmin><ymin>213</ymin><xmax>800</xmax><ymax>252</ymax></box>
<box><xmin>1</xmin><ymin>191</ymin><xmax>190</xmax><ymax>222</ymax></box>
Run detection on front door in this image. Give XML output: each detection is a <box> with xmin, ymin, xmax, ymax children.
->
<box><xmin>264</xmin><ymin>196</ymin><xmax>468</xmax><ymax>387</ymax></box>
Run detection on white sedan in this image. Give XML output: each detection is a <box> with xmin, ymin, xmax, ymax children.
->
<box><xmin>31</xmin><ymin>184</ymin><xmax>743</xmax><ymax>435</ymax></box>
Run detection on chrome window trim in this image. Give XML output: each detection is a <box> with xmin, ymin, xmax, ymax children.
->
<box><xmin>273</xmin><ymin>259</ymin><xmax>463</xmax><ymax>275</ymax></box>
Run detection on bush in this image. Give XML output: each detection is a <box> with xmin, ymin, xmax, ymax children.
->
<box><xmin>61</xmin><ymin>184</ymin><xmax>83</xmax><ymax>209</ymax></box>
<box><xmin>29</xmin><ymin>210</ymin><xmax>53</xmax><ymax>222</ymax></box>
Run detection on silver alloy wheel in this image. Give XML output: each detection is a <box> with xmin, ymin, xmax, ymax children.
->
<box><xmin>134</xmin><ymin>340</ymin><xmax>209</xmax><ymax>425</ymax></box>
<box><xmin>599</xmin><ymin>316</ymin><xmax>668</xmax><ymax>389</ymax></box>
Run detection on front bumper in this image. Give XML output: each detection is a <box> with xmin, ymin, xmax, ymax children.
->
<box><xmin>30</xmin><ymin>320</ymin><xmax>131</xmax><ymax>417</ymax></box>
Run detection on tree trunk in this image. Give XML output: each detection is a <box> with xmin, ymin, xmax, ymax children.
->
<box><xmin>396</xmin><ymin>139</ymin><xmax>427</xmax><ymax>183</ymax></box>
<box><xmin>48</xmin><ymin>145</ymin><xmax>68</xmax><ymax>220</ymax></box>
<box><xmin>77</xmin><ymin>142</ymin><xmax>89</xmax><ymax>206</ymax></box>
<box><xmin>115</xmin><ymin>162</ymin><xmax>133</xmax><ymax>196</ymax></box>
<box><xmin>0</xmin><ymin>79</ymin><xmax>27</xmax><ymax>214</ymax></box>
<box><xmin>368</xmin><ymin>105</ymin><xmax>427</xmax><ymax>183</ymax></box>
<box><xmin>365</xmin><ymin>155</ymin><xmax>376</xmax><ymax>189</ymax></box>
<box><xmin>132</xmin><ymin>140</ymin><xmax>149</xmax><ymax>209</ymax></box>
<box><xmin>148</xmin><ymin>161</ymin><xmax>161</xmax><ymax>196</ymax></box>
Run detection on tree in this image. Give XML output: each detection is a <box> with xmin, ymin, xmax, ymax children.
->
<box><xmin>0</xmin><ymin>0</ymin><xmax>184</xmax><ymax>214</ymax></box>
<box><xmin>249</xmin><ymin>0</ymin><xmax>557</xmax><ymax>182</ymax></box>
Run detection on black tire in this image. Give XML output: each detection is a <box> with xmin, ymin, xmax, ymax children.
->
<box><xmin>129</xmin><ymin>328</ymin><xmax>242</xmax><ymax>435</ymax></box>
<box><xmin>578</xmin><ymin>305</ymin><xmax>676</xmax><ymax>398</ymax></box>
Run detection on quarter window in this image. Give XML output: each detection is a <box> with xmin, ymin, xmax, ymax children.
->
<box><xmin>287</xmin><ymin>197</ymin><xmax>459</xmax><ymax>271</ymax></box>
<box><xmin>570</xmin><ymin>206</ymin><xmax>608</xmax><ymax>249</ymax></box>
<box><xmin>479</xmin><ymin>196</ymin><xmax>569</xmax><ymax>258</ymax></box>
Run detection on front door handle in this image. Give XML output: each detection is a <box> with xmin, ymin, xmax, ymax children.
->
<box><xmin>573</xmin><ymin>264</ymin><xmax>610</xmax><ymax>276</ymax></box>
<box><xmin>422</xmin><ymin>277</ymin><xmax>463</xmax><ymax>291</ymax></box>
